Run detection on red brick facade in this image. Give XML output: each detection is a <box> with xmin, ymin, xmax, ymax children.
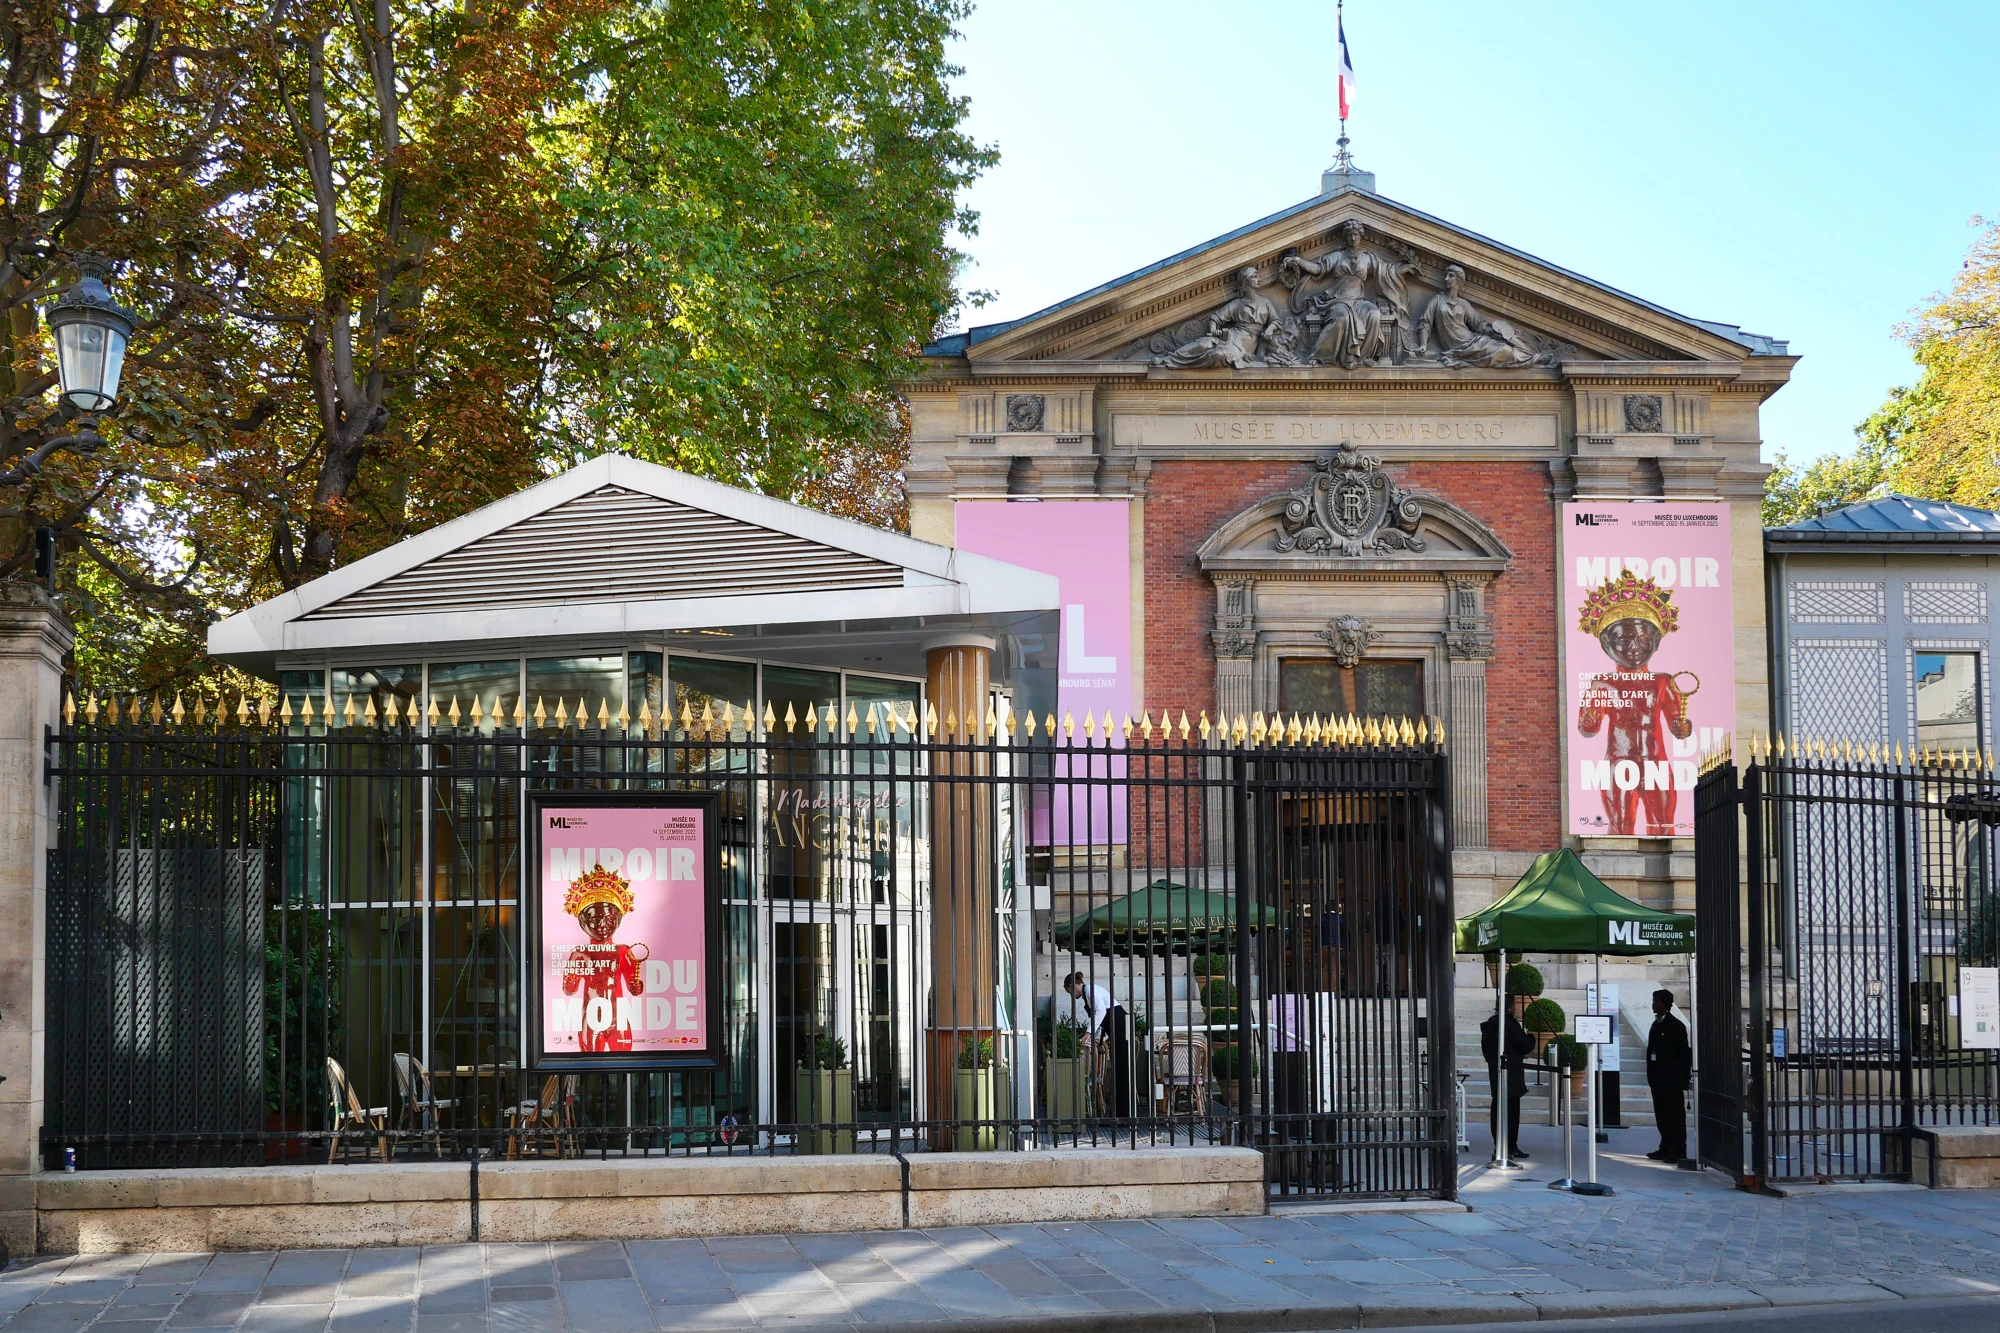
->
<box><xmin>1142</xmin><ymin>458</ymin><xmax>1561</xmax><ymax>852</ymax></box>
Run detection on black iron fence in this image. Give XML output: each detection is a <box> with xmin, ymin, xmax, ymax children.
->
<box><xmin>44</xmin><ymin>699</ymin><xmax>1456</xmax><ymax>1200</ymax></box>
<box><xmin>1695</xmin><ymin>741</ymin><xmax>2000</xmax><ymax>1186</ymax></box>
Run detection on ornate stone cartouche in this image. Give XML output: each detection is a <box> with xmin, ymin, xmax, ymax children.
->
<box><xmin>1275</xmin><ymin>447</ymin><xmax>1426</xmax><ymax>556</ymax></box>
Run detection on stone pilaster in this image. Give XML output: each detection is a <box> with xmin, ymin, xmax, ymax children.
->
<box><xmin>0</xmin><ymin>585</ymin><xmax>73</xmax><ymax>1256</ymax></box>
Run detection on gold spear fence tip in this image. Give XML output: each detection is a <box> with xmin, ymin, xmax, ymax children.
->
<box><xmin>468</xmin><ymin>695</ymin><xmax>483</xmax><ymax>727</ymax></box>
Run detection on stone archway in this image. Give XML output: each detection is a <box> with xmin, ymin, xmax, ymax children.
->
<box><xmin>1197</xmin><ymin>447</ymin><xmax>1513</xmax><ymax>847</ymax></box>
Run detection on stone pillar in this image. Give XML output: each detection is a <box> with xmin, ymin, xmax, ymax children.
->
<box><xmin>1445</xmin><ymin>576</ymin><xmax>1494</xmax><ymax>850</ymax></box>
<box><xmin>923</xmin><ymin>635</ymin><xmax>996</xmax><ymax>1144</ymax></box>
<box><xmin>1212</xmin><ymin>578</ymin><xmax>1256</xmax><ymax>720</ymax></box>
<box><xmin>0</xmin><ymin>586</ymin><xmax>73</xmax><ymax>1256</ymax></box>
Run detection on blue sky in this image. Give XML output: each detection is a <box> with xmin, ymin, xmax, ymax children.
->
<box><xmin>947</xmin><ymin>0</ymin><xmax>2000</xmax><ymax>466</ymax></box>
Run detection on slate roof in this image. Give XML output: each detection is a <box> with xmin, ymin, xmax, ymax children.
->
<box><xmin>1766</xmin><ymin>494</ymin><xmax>2000</xmax><ymax>549</ymax></box>
<box><xmin>923</xmin><ymin>186</ymin><xmax>1789</xmax><ymax>360</ymax></box>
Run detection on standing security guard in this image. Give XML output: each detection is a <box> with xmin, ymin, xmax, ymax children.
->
<box><xmin>1645</xmin><ymin>988</ymin><xmax>1692</xmax><ymax>1161</ymax></box>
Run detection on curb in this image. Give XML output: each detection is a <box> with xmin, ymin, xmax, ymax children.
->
<box><xmin>818</xmin><ymin>1279</ymin><xmax>2000</xmax><ymax>1333</ymax></box>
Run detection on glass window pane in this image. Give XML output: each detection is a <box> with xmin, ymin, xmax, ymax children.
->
<box><xmin>1915</xmin><ymin>651</ymin><xmax>1981</xmax><ymax>752</ymax></box>
<box><xmin>629</xmin><ymin>653</ymin><xmax>664</xmax><ymax>732</ymax></box>
<box><xmin>671</xmin><ymin>657</ymin><xmax>755</xmax><ymax>740</ymax></box>
<box><xmin>1279</xmin><ymin>661</ymin><xmax>1345</xmax><ymax>716</ymax></box>
<box><xmin>763</xmin><ymin>667</ymin><xmax>841</xmax><ymax>902</ymax></box>
<box><xmin>669</xmin><ymin>656</ymin><xmax>755</xmax><ymax>901</ymax></box>
<box><xmin>278</xmin><ymin>669</ymin><xmax>325</xmax><ymax>716</ymax></box>
<box><xmin>429</xmin><ymin>661</ymin><xmax>521</xmax><ymax>736</ymax></box>
<box><xmin>333</xmin><ymin>666</ymin><xmax>420</xmax><ymax>727</ymax></box>
<box><xmin>527</xmin><ymin>655</ymin><xmax>624</xmax><ymax>731</ymax></box>
<box><xmin>1357</xmin><ymin>661</ymin><xmax>1423</xmax><ymax>718</ymax></box>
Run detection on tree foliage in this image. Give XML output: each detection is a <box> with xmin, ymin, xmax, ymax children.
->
<box><xmin>1765</xmin><ymin>218</ymin><xmax>2000</xmax><ymax>527</ymax></box>
<box><xmin>3</xmin><ymin>0</ymin><xmax>989</xmax><ymax>692</ymax></box>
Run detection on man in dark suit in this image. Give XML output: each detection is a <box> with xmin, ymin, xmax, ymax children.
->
<box><xmin>1480</xmin><ymin>995</ymin><xmax>1535</xmax><ymax>1160</ymax></box>
<box><xmin>1646</xmin><ymin>988</ymin><xmax>1693</xmax><ymax>1161</ymax></box>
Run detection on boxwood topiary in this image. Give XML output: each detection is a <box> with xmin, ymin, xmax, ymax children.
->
<box><xmin>1505</xmin><ymin>961</ymin><xmax>1545</xmax><ymax>997</ymax></box>
<box><xmin>1521</xmin><ymin>997</ymin><xmax>1566</xmax><ymax>1034</ymax></box>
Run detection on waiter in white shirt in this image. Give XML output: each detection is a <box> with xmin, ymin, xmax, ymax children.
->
<box><xmin>1062</xmin><ymin>971</ymin><xmax>1134</xmax><ymax>1116</ymax></box>
<box><xmin>1061</xmin><ymin>972</ymin><xmax>1116</xmax><ymax>1036</ymax></box>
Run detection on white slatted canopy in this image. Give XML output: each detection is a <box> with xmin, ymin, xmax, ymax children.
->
<box><xmin>208</xmin><ymin>454</ymin><xmax>1058</xmax><ymax>676</ymax></box>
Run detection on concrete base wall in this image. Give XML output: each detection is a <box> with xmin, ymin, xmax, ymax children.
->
<box><xmin>1914</xmin><ymin>1127</ymin><xmax>2000</xmax><ymax>1189</ymax></box>
<box><xmin>32</xmin><ymin>1148</ymin><xmax>1265</xmax><ymax>1254</ymax></box>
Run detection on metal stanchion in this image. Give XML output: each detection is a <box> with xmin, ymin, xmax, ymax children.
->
<box><xmin>1547</xmin><ymin>1057</ymin><xmax>1577</xmax><ymax>1190</ymax></box>
<box><xmin>1573</xmin><ymin>1016</ymin><xmax>1614</xmax><ymax>1196</ymax></box>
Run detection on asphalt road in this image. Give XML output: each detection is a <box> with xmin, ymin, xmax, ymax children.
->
<box><xmin>1377</xmin><ymin>1294</ymin><xmax>2000</xmax><ymax>1333</ymax></box>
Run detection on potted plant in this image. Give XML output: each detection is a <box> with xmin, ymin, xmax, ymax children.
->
<box><xmin>1199</xmin><ymin>978</ymin><xmax>1238</xmax><ymax>1011</ymax></box>
<box><xmin>795</xmin><ymin>1032</ymin><xmax>853</xmax><ymax>1155</ymax></box>
<box><xmin>1045</xmin><ymin>1018</ymin><xmax>1089</xmax><ymax>1121</ymax></box>
<box><xmin>1210</xmin><ymin>1042</ymin><xmax>1257</xmax><ymax>1109</ymax></box>
<box><xmin>1505</xmin><ymin>961</ymin><xmax>1545</xmax><ymax>998</ymax></box>
<box><xmin>954</xmin><ymin>1036</ymin><xmax>998</xmax><ymax>1151</ymax></box>
<box><xmin>1522</xmin><ymin>997</ymin><xmax>1566</xmax><ymax>1057</ymax></box>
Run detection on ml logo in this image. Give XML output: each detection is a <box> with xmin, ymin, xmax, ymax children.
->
<box><xmin>548</xmin><ymin>816</ymin><xmax>581</xmax><ymax>829</ymax></box>
<box><xmin>1607</xmin><ymin>920</ymin><xmax>1641</xmax><ymax>946</ymax></box>
<box><xmin>1574</xmin><ymin>512</ymin><xmax>1607</xmax><ymax>526</ymax></box>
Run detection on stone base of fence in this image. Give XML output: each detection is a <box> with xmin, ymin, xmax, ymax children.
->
<box><xmin>29</xmin><ymin>1147</ymin><xmax>1265</xmax><ymax>1254</ymax></box>
<box><xmin>1912</xmin><ymin>1127</ymin><xmax>2000</xmax><ymax>1190</ymax></box>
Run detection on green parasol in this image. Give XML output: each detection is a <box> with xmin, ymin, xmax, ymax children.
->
<box><xmin>1054</xmin><ymin>880</ymin><xmax>1278</xmax><ymax>950</ymax></box>
<box><xmin>1454</xmin><ymin>848</ymin><xmax>1695</xmax><ymax>956</ymax></box>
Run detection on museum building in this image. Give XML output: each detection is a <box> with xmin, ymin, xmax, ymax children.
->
<box><xmin>910</xmin><ymin>162</ymin><xmax>1793</xmax><ymax>930</ymax></box>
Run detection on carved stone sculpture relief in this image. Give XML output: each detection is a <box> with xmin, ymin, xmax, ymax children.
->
<box><xmin>1212</xmin><ymin>578</ymin><xmax>1256</xmax><ymax>659</ymax></box>
<box><xmin>1275</xmin><ymin>447</ymin><xmax>1426</xmax><ymax>556</ymax></box>
<box><xmin>1623</xmin><ymin>394</ymin><xmax>1663</xmax><ymax>433</ymax></box>
<box><xmin>1149</xmin><ymin>266</ymin><xmax>1303</xmax><ymax>369</ymax></box>
<box><xmin>1135</xmin><ymin>223</ymin><xmax>1564</xmax><ymax>370</ymax></box>
<box><xmin>1319</xmin><ymin>614</ymin><xmax>1381</xmax><ymax>669</ymax></box>
<box><xmin>1005</xmin><ymin>394</ymin><xmax>1045</xmax><ymax>432</ymax></box>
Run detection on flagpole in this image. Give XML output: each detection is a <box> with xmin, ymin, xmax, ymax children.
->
<box><xmin>1334</xmin><ymin>0</ymin><xmax>1354</xmax><ymax>173</ymax></box>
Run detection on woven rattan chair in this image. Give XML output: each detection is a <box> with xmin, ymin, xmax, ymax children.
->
<box><xmin>1155</xmin><ymin>1032</ymin><xmax>1210</xmax><ymax>1118</ymax></box>
<box><xmin>392</xmin><ymin>1053</ymin><xmax>459</xmax><ymax>1158</ymax></box>
<box><xmin>325</xmin><ymin>1057</ymin><xmax>389</xmax><ymax>1164</ymax></box>
<box><xmin>504</xmin><ymin>1075</ymin><xmax>565</xmax><ymax>1160</ymax></box>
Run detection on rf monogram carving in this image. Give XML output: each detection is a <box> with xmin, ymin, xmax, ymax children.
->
<box><xmin>1276</xmin><ymin>447</ymin><xmax>1426</xmax><ymax>556</ymax></box>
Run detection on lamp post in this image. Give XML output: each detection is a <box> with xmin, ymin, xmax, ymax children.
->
<box><xmin>1</xmin><ymin>256</ymin><xmax>135</xmax><ymax>486</ymax></box>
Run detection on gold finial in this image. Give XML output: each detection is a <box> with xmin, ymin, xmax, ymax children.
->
<box><xmin>1062</xmin><ymin>709</ymin><xmax>1075</xmax><ymax>739</ymax></box>
<box><xmin>1307</xmin><ymin>714</ymin><xmax>1323</xmax><ymax>745</ymax></box>
<box><xmin>783</xmin><ymin>701</ymin><xmax>797</xmax><ymax>735</ymax></box>
<box><xmin>699</xmin><ymin>698</ymin><xmax>714</xmax><ymax>736</ymax></box>
<box><xmin>1079</xmin><ymin>709</ymin><xmax>1093</xmax><ymax>738</ymax></box>
<box><xmin>1004</xmin><ymin>703</ymin><xmax>1018</xmax><ymax>737</ymax></box>
<box><xmin>679</xmin><ymin>699</ymin><xmax>694</xmax><ymax>732</ymax></box>
<box><xmin>533</xmin><ymin>696</ymin><xmax>547</xmax><ymax>728</ymax></box>
<box><xmin>637</xmin><ymin>699</ymin><xmax>653</xmax><ymax>735</ymax></box>
<box><xmin>594</xmin><ymin>698</ymin><xmax>608</xmax><ymax>729</ymax></box>
<box><xmin>196</xmin><ymin>696</ymin><xmax>211</xmax><ymax>727</ymax></box>
<box><xmin>1198</xmin><ymin>711</ymin><xmax>1212</xmax><ymax>740</ymax></box>
<box><xmin>925</xmin><ymin>702</ymin><xmax>939</xmax><ymax>738</ymax></box>
<box><xmin>1228</xmin><ymin>713</ymin><xmax>1246</xmax><ymax>744</ymax></box>
<box><xmin>1417</xmin><ymin>716</ymin><xmax>1430</xmax><ymax>745</ymax></box>
<box><xmin>170</xmin><ymin>693</ymin><xmax>185</xmax><ymax>726</ymax></box>
<box><xmin>1987</xmin><ymin>748</ymin><xmax>1996</xmax><ymax>774</ymax></box>
<box><xmin>1435</xmin><ymin>715</ymin><xmax>1446</xmax><ymax>746</ymax></box>
<box><xmin>841</xmin><ymin>703</ymin><xmax>856</xmax><ymax>736</ymax></box>
<box><xmin>804</xmin><ymin>702</ymin><xmax>819</xmax><ymax>734</ymax></box>
<box><xmin>1024</xmin><ymin>709</ymin><xmax>1039</xmax><ymax>739</ymax></box>
<box><xmin>364</xmin><ymin>696</ymin><xmax>379</xmax><ymax>727</ymax></box>
<box><xmin>716</xmin><ymin>700</ymin><xmax>733</xmax><ymax>734</ymax></box>
<box><xmin>555</xmin><ymin>697</ymin><xmax>570</xmax><ymax>728</ymax></box>
<box><xmin>1116</xmin><ymin>712</ymin><xmax>1129</xmax><ymax>741</ymax></box>
<box><xmin>1401</xmin><ymin>717</ymin><xmax>1417</xmax><ymax>746</ymax></box>
<box><xmin>1251</xmin><ymin>713</ymin><xmax>1267</xmax><ymax>744</ymax></box>
<box><xmin>149</xmin><ymin>695</ymin><xmax>162</xmax><ymax>725</ymax></box>
<box><xmin>1141</xmin><ymin>711</ymin><xmax>1155</xmax><ymax>740</ymax></box>
<box><xmin>1359</xmin><ymin>716</ymin><xmax>1376</xmax><ymax>746</ymax></box>
<box><xmin>1177</xmin><ymin>710</ymin><xmax>1191</xmax><ymax>741</ymax></box>
<box><xmin>470</xmin><ymin>695</ymin><xmax>486</xmax><ymax>728</ymax></box>
<box><xmin>85</xmin><ymin>694</ymin><xmax>100</xmax><ymax>725</ymax></box>
<box><xmin>983</xmin><ymin>704</ymin><xmax>997</xmax><ymax>739</ymax></box>
<box><xmin>443</xmin><ymin>695</ymin><xmax>459</xmax><ymax>726</ymax></box>
<box><xmin>279</xmin><ymin>696</ymin><xmax>294</xmax><ymax>725</ymax></box>
<box><xmin>63</xmin><ymin>692</ymin><xmax>75</xmax><ymax>726</ymax></box>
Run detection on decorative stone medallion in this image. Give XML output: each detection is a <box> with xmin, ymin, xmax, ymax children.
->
<box><xmin>1276</xmin><ymin>447</ymin><xmax>1426</xmax><ymax>556</ymax></box>
<box><xmin>1005</xmin><ymin>394</ymin><xmax>1045</xmax><ymax>433</ymax></box>
<box><xmin>1623</xmin><ymin>394</ymin><xmax>1664</xmax><ymax>433</ymax></box>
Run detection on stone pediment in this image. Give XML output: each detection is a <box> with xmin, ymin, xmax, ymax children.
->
<box><xmin>933</xmin><ymin>189</ymin><xmax>1782</xmax><ymax>371</ymax></box>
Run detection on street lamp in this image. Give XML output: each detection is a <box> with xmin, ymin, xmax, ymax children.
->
<box><xmin>0</xmin><ymin>256</ymin><xmax>136</xmax><ymax>486</ymax></box>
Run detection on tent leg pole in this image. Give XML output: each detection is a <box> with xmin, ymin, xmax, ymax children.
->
<box><xmin>1492</xmin><ymin>949</ymin><xmax>1511</xmax><ymax>1170</ymax></box>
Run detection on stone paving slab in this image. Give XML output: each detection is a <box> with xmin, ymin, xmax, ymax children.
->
<box><xmin>7</xmin><ymin>1131</ymin><xmax>2000</xmax><ymax>1331</ymax></box>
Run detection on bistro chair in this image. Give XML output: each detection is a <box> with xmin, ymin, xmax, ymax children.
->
<box><xmin>1155</xmin><ymin>1031</ymin><xmax>1209</xmax><ymax>1118</ymax></box>
<box><xmin>324</xmin><ymin>1056</ymin><xmax>389</xmax><ymax>1164</ymax></box>
<box><xmin>392</xmin><ymin>1053</ymin><xmax>459</xmax><ymax>1158</ymax></box>
<box><xmin>504</xmin><ymin>1075</ymin><xmax>571</xmax><ymax>1160</ymax></box>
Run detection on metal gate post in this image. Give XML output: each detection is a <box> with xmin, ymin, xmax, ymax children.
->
<box><xmin>1892</xmin><ymin>771</ymin><xmax>1916</xmax><ymax>1170</ymax></box>
<box><xmin>1232</xmin><ymin>751</ymin><xmax>1253</xmax><ymax>1150</ymax></box>
<box><xmin>1744</xmin><ymin>761</ymin><xmax>1767</xmax><ymax>1189</ymax></box>
<box><xmin>1427</xmin><ymin>745</ymin><xmax>1457</xmax><ymax>1196</ymax></box>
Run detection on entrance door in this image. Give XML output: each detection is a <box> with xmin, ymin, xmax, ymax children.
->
<box><xmin>765</xmin><ymin>901</ymin><xmax>925</xmax><ymax>1130</ymax></box>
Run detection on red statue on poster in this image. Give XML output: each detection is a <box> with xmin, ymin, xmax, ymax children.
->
<box><xmin>1575</xmin><ymin>570</ymin><xmax>1695</xmax><ymax>837</ymax></box>
<box><xmin>560</xmin><ymin>864</ymin><xmax>649</xmax><ymax>1052</ymax></box>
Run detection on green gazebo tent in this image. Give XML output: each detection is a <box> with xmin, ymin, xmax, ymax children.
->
<box><xmin>1454</xmin><ymin>847</ymin><xmax>1696</xmax><ymax>1180</ymax></box>
<box><xmin>1455</xmin><ymin>848</ymin><xmax>1695</xmax><ymax>956</ymax></box>
<box><xmin>1054</xmin><ymin>880</ymin><xmax>1278</xmax><ymax>952</ymax></box>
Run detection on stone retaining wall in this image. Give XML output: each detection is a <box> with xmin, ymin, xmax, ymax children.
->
<box><xmin>1914</xmin><ymin>1127</ymin><xmax>2000</xmax><ymax>1190</ymax></box>
<box><xmin>32</xmin><ymin>1147</ymin><xmax>1265</xmax><ymax>1254</ymax></box>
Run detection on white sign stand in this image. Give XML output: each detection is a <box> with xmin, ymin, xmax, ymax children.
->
<box><xmin>1569</xmin><ymin>1013</ymin><xmax>1614</xmax><ymax>1196</ymax></box>
<box><xmin>1964</xmin><ymin>968</ymin><xmax>2000</xmax><ymax>1050</ymax></box>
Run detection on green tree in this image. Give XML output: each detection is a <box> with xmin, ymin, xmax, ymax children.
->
<box><xmin>4</xmin><ymin>0</ymin><xmax>990</xmax><ymax>694</ymax></box>
<box><xmin>1768</xmin><ymin>217</ymin><xmax>2000</xmax><ymax>525</ymax></box>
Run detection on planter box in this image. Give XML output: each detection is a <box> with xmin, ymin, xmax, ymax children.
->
<box><xmin>1045</xmin><ymin>1056</ymin><xmax>1088</xmax><ymax>1121</ymax></box>
<box><xmin>953</xmin><ymin>1067</ymin><xmax>997</xmax><ymax>1151</ymax></box>
<box><xmin>794</xmin><ymin>1068</ymin><xmax>854</xmax><ymax>1155</ymax></box>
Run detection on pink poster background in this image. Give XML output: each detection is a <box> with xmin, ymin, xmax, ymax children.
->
<box><xmin>538</xmin><ymin>804</ymin><xmax>707</xmax><ymax>1056</ymax></box>
<box><xmin>1561</xmin><ymin>503</ymin><xmax>1736</xmax><ymax>838</ymax></box>
<box><xmin>953</xmin><ymin>501</ymin><xmax>1132</xmax><ymax>843</ymax></box>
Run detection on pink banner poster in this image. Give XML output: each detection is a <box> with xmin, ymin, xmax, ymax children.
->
<box><xmin>1562</xmin><ymin>503</ymin><xmax>1736</xmax><ymax>838</ymax></box>
<box><xmin>537</xmin><ymin>804</ymin><xmax>707</xmax><ymax>1058</ymax></box>
<box><xmin>954</xmin><ymin>500</ymin><xmax>1133</xmax><ymax>843</ymax></box>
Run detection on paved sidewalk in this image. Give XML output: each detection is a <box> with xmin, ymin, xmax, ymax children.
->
<box><xmin>5</xmin><ymin>1125</ymin><xmax>1999</xmax><ymax>1331</ymax></box>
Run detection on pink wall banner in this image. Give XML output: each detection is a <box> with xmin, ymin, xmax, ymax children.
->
<box><xmin>528</xmin><ymin>794</ymin><xmax>721</xmax><ymax>1070</ymax></box>
<box><xmin>1561</xmin><ymin>503</ymin><xmax>1736</xmax><ymax>838</ymax></box>
<box><xmin>954</xmin><ymin>500</ymin><xmax>1133</xmax><ymax>843</ymax></box>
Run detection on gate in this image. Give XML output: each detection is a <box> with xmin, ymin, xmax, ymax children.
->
<box><xmin>1694</xmin><ymin>743</ymin><xmax>2000</xmax><ymax>1185</ymax></box>
<box><xmin>45</xmin><ymin>696</ymin><xmax>1455</xmax><ymax>1200</ymax></box>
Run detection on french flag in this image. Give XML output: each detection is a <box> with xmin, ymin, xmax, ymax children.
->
<box><xmin>1338</xmin><ymin>15</ymin><xmax>1356</xmax><ymax>120</ymax></box>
